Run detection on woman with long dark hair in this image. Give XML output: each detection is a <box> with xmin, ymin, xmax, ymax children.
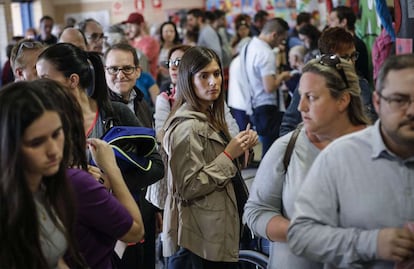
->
<box><xmin>162</xmin><ymin>47</ymin><xmax>258</xmax><ymax>269</ymax></box>
<box><xmin>0</xmin><ymin>81</ymin><xmax>87</xmax><ymax>269</ymax></box>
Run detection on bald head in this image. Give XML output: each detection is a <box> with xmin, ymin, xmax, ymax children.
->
<box><xmin>59</xmin><ymin>27</ymin><xmax>87</xmax><ymax>50</ymax></box>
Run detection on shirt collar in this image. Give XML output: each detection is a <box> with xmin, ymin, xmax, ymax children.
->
<box><xmin>371</xmin><ymin>120</ymin><xmax>414</xmax><ymax>163</ymax></box>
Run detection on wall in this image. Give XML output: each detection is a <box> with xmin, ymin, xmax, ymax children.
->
<box><xmin>36</xmin><ymin>0</ymin><xmax>203</xmax><ymax>29</ymax></box>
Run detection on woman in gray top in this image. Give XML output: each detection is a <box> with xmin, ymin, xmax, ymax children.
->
<box><xmin>243</xmin><ymin>55</ymin><xmax>370</xmax><ymax>269</ymax></box>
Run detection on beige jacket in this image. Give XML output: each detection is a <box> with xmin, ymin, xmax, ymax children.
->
<box><xmin>162</xmin><ymin>104</ymin><xmax>240</xmax><ymax>262</ymax></box>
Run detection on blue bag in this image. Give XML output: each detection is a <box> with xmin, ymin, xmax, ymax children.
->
<box><xmin>98</xmin><ymin>126</ymin><xmax>157</xmax><ymax>172</ymax></box>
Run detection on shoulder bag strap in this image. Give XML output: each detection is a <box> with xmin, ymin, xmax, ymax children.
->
<box><xmin>283</xmin><ymin>123</ymin><xmax>303</xmax><ymax>173</ymax></box>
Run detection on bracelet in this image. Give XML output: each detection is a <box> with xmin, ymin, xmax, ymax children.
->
<box><xmin>223</xmin><ymin>150</ymin><xmax>233</xmax><ymax>161</ymax></box>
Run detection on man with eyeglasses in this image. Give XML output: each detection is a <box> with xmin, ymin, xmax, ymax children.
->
<box><xmin>104</xmin><ymin>43</ymin><xmax>159</xmax><ymax>269</ymax></box>
<box><xmin>78</xmin><ymin>18</ymin><xmax>105</xmax><ymax>53</ymax></box>
<box><xmin>288</xmin><ymin>54</ymin><xmax>414</xmax><ymax>269</ymax></box>
<box><xmin>10</xmin><ymin>39</ymin><xmax>45</xmax><ymax>81</ymax></box>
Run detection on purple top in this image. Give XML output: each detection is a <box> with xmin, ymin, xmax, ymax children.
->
<box><xmin>67</xmin><ymin>168</ymin><xmax>133</xmax><ymax>269</ymax></box>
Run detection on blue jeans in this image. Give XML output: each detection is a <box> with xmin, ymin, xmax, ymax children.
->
<box><xmin>230</xmin><ymin>107</ymin><xmax>250</xmax><ymax>131</ymax></box>
<box><xmin>252</xmin><ymin>105</ymin><xmax>283</xmax><ymax>157</ymax></box>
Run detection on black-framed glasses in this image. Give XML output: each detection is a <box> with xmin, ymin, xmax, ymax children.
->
<box><xmin>105</xmin><ymin>65</ymin><xmax>137</xmax><ymax>75</ymax></box>
<box><xmin>340</xmin><ymin>51</ymin><xmax>359</xmax><ymax>62</ymax></box>
<box><xmin>377</xmin><ymin>91</ymin><xmax>414</xmax><ymax>111</ymax></box>
<box><xmin>86</xmin><ymin>33</ymin><xmax>106</xmax><ymax>41</ymax></box>
<box><xmin>164</xmin><ymin>58</ymin><xmax>181</xmax><ymax>68</ymax></box>
<box><xmin>319</xmin><ymin>54</ymin><xmax>350</xmax><ymax>90</ymax></box>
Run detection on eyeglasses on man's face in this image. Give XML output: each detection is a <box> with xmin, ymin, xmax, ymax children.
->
<box><xmin>377</xmin><ymin>91</ymin><xmax>414</xmax><ymax>111</ymax></box>
<box><xmin>165</xmin><ymin>58</ymin><xmax>181</xmax><ymax>68</ymax></box>
<box><xmin>340</xmin><ymin>51</ymin><xmax>359</xmax><ymax>62</ymax></box>
<box><xmin>105</xmin><ymin>65</ymin><xmax>137</xmax><ymax>75</ymax></box>
<box><xmin>86</xmin><ymin>33</ymin><xmax>106</xmax><ymax>41</ymax></box>
<box><xmin>318</xmin><ymin>54</ymin><xmax>350</xmax><ymax>90</ymax></box>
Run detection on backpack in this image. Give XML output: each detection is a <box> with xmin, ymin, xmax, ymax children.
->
<box><xmin>92</xmin><ymin>126</ymin><xmax>157</xmax><ymax>173</ymax></box>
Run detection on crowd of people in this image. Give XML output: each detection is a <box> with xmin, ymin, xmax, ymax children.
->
<box><xmin>0</xmin><ymin>5</ymin><xmax>413</xmax><ymax>269</ymax></box>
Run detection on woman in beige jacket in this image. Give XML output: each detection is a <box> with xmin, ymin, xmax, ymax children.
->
<box><xmin>161</xmin><ymin>46</ymin><xmax>258</xmax><ymax>269</ymax></box>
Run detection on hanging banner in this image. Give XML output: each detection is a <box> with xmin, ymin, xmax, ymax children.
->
<box><xmin>152</xmin><ymin>0</ymin><xmax>162</xmax><ymax>8</ymax></box>
<box><xmin>134</xmin><ymin>0</ymin><xmax>144</xmax><ymax>11</ymax></box>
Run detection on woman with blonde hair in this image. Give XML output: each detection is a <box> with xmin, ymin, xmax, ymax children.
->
<box><xmin>244</xmin><ymin>55</ymin><xmax>369</xmax><ymax>269</ymax></box>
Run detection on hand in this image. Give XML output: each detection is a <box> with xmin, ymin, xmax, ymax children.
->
<box><xmin>245</xmin><ymin>129</ymin><xmax>259</xmax><ymax>149</ymax></box>
<box><xmin>87</xmin><ymin>165</ymin><xmax>102</xmax><ymax>180</ymax></box>
<box><xmin>88</xmin><ymin>164</ymin><xmax>112</xmax><ymax>189</ymax></box>
<box><xmin>87</xmin><ymin>138</ymin><xmax>117</xmax><ymax>172</ymax></box>
<box><xmin>377</xmin><ymin>227</ymin><xmax>414</xmax><ymax>262</ymax></box>
<box><xmin>225</xmin><ymin>129</ymin><xmax>258</xmax><ymax>159</ymax></box>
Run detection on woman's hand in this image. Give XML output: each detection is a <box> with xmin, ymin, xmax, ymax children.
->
<box><xmin>87</xmin><ymin>138</ymin><xmax>117</xmax><ymax>172</ymax></box>
<box><xmin>225</xmin><ymin>129</ymin><xmax>259</xmax><ymax>159</ymax></box>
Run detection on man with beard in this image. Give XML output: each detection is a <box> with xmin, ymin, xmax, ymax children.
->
<box><xmin>288</xmin><ymin>54</ymin><xmax>414</xmax><ymax>269</ymax></box>
<box><xmin>186</xmin><ymin>8</ymin><xmax>222</xmax><ymax>61</ymax></box>
<box><xmin>122</xmin><ymin>12</ymin><xmax>160</xmax><ymax>79</ymax></box>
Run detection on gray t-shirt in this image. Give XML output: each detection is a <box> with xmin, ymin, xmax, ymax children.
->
<box><xmin>244</xmin><ymin>128</ymin><xmax>321</xmax><ymax>269</ymax></box>
<box><xmin>35</xmin><ymin>189</ymin><xmax>67</xmax><ymax>269</ymax></box>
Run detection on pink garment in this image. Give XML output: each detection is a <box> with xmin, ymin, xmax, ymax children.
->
<box><xmin>160</xmin><ymin>84</ymin><xmax>176</xmax><ymax>105</ymax></box>
<box><xmin>372</xmin><ymin>25</ymin><xmax>394</xmax><ymax>81</ymax></box>
<box><xmin>131</xmin><ymin>36</ymin><xmax>160</xmax><ymax>79</ymax></box>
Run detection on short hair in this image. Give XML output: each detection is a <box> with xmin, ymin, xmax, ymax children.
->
<box><xmin>10</xmin><ymin>39</ymin><xmax>45</xmax><ymax>71</ymax></box>
<box><xmin>254</xmin><ymin>10</ymin><xmax>269</xmax><ymax>22</ymax></box>
<box><xmin>261</xmin><ymin>17</ymin><xmax>289</xmax><ymax>35</ymax></box>
<box><xmin>77</xmin><ymin>18</ymin><xmax>101</xmax><ymax>33</ymax></box>
<box><xmin>40</xmin><ymin>15</ymin><xmax>54</xmax><ymax>24</ymax></box>
<box><xmin>59</xmin><ymin>26</ymin><xmax>88</xmax><ymax>47</ymax></box>
<box><xmin>104</xmin><ymin>24</ymin><xmax>128</xmax><ymax>46</ymax></box>
<box><xmin>318</xmin><ymin>27</ymin><xmax>355</xmax><ymax>55</ymax></box>
<box><xmin>303</xmin><ymin>57</ymin><xmax>369</xmax><ymax>125</ymax></box>
<box><xmin>214</xmin><ymin>10</ymin><xmax>226</xmax><ymax>19</ymax></box>
<box><xmin>332</xmin><ymin>6</ymin><xmax>356</xmax><ymax>31</ymax></box>
<box><xmin>204</xmin><ymin>11</ymin><xmax>216</xmax><ymax>22</ymax></box>
<box><xmin>376</xmin><ymin>54</ymin><xmax>414</xmax><ymax>93</ymax></box>
<box><xmin>187</xmin><ymin>8</ymin><xmax>204</xmax><ymax>20</ymax></box>
<box><xmin>104</xmin><ymin>43</ymin><xmax>140</xmax><ymax>67</ymax></box>
<box><xmin>289</xmin><ymin>45</ymin><xmax>306</xmax><ymax>62</ymax></box>
<box><xmin>298</xmin><ymin>24</ymin><xmax>321</xmax><ymax>50</ymax></box>
<box><xmin>296</xmin><ymin>12</ymin><xmax>311</xmax><ymax>25</ymax></box>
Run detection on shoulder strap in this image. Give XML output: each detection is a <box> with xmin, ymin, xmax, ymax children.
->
<box><xmin>283</xmin><ymin>123</ymin><xmax>303</xmax><ymax>172</ymax></box>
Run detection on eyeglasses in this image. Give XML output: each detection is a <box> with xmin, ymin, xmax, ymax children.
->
<box><xmin>86</xmin><ymin>33</ymin><xmax>106</xmax><ymax>41</ymax></box>
<box><xmin>105</xmin><ymin>65</ymin><xmax>137</xmax><ymax>75</ymax></box>
<box><xmin>340</xmin><ymin>51</ymin><xmax>359</xmax><ymax>62</ymax></box>
<box><xmin>319</xmin><ymin>54</ymin><xmax>350</xmax><ymax>90</ymax></box>
<box><xmin>377</xmin><ymin>91</ymin><xmax>414</xmax><ymax>111</ymax></box>
<box><xmin>164</xmin><ymin>58</ymin><xmax>181</xmax><ymax>68</ymax></box>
